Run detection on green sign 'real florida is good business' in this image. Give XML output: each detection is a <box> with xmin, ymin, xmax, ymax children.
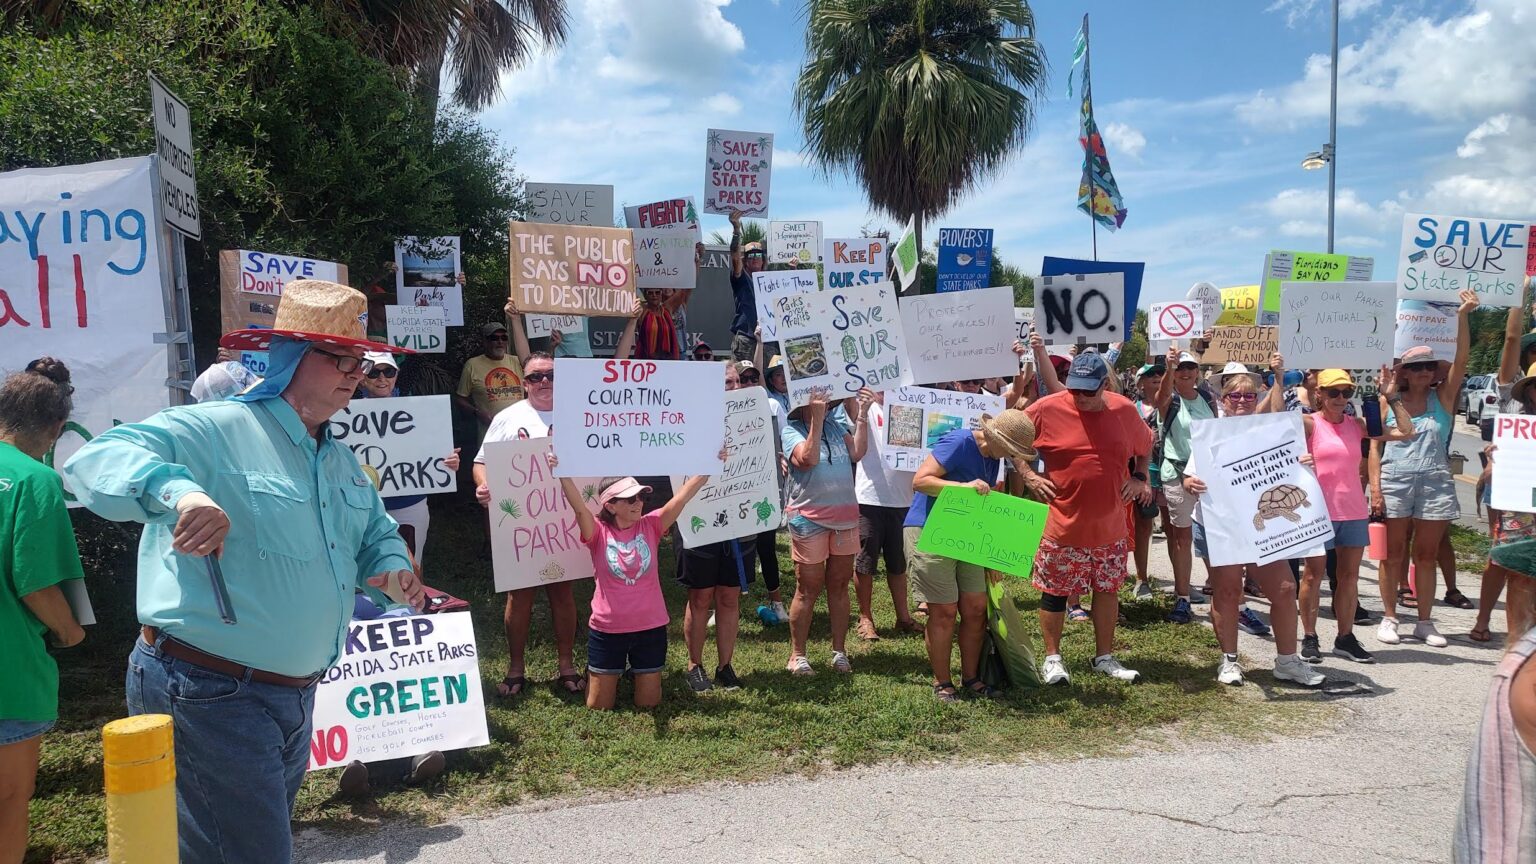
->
<box><xmin>916</xmin><ymin>486</ymin><xmax>1048</xmax><ymax>580</ymax></box>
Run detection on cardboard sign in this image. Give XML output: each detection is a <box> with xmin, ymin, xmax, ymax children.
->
<box><xmin>526</xmin><ymin>313</ymin><xmax>586</xmax><ymax>340</ymax></box>
<box><xmin>1215</xmin><ymin>284</ymin><xmax>1260</xmax><ymax>326</ymax></box>
<box><xmin>1260</xmin><ymin>250</ymin><xmax>1373</xmax><ymax>325</ymax></box>
<box><xmin>484</xmin><ymin>438</ymin><xmax>601</xmax><ymax>591</ymax></box>
<box><xmin>671</xmin><ymin>389</ymin><xmax>781</xmax><ymax>548</ymax></box>
<box><xmin>1493</xmin><ymin>415</ymin><xmax>1536</xmax><ymax>513</ymax></box>
<box><xmin>1190</xmin><ymin>413</ymin><xmax>1333</xmax><ymax>566</ymax></box>
<box><xmin>704</xmin><ymin>129</ymin><xmax>773</xmax><ymax>216</ymax></box>
<box><xmin>1041</xmin><ymin>257</ymin><xmax>1142</xmax><ymax>336</ymax></box>
<box><xmin>1148</xmin><ymin>301</ymin><xmax>1203</xmax><ymax>342</ymax></box>
<box><xmin>935</xmin><ymin>228</ymin><xmax>993</xmax><ymax>293</ymax></box>
<box><xmin>1014</xmin><ymin>307</ymin><xmax>1033</xmax><ymax>343</ymax></box>
<box><xmin>1398</xmin><ymin>213</ymin><xmax>1528</xmax><ymax>307</ymax></box>
<box><xmin>526</xmin><ymin>182</ymin><xmax>613</xmax><ymax>226</ymax></box>
<box><xmin>395</xmin><ymin>236</ymin><xmax>462</xmax><ymax>326</ymax></box>
<box><xmin>883</xmin><ymin>387</ymin><xmax>1005</xmax><ymax>471</ymax></box>
<box><xmin>1276</xmin><ymin>281</ymin><xmax>1395</xmax><ymax>369</ymax></box>
<box><xmin>892</xmin><ymin>218</ymin><xmax>919</xmax><ymax>290</ymax></box>
<box><xmin>768</xmin><ymin>220</ymin><xmax>822</xmax><ymax>265</ymax></box>
<box><xmin>760</xmin><ymin>280</ymin><xmax>911</xmax><ymax>407</ymax></box>
<box><xmin>754</xmin><ymin>269</ymin><xmax>820</xmax><ymax>342</ymax></box>
<box><xmin>385</xmin><ymin>305</ymin><xmax>446</xmax><ymax>353</ymax></box>
<box><xmin>552</xmin><ymin>358</ymin><xmax>726</xmax><ymax>477</ymax></box>
<box><xmin>1202</xmin><ymin>326</ymin><xmax>1278</xmax><ymax>365</ymax></box>
<box><xmin>219</xmin><ymin>249</ymin><xmax>345</xmax><ymax>336</ymax></box>
<box><xmin>2</xmin><ymin>157</ymin><xmax>171</xmax><ymax>497</ymax></box>
<box><xmin>1394</xmin><ymin>299</ymin><xmax>1457</xmax><ymax>363</ymax></box>
<box><xmin>624</xmin><ymin>197</ymin><xmax>699</xmax><ymax>232</ymax></box>
<box><xmin>508</xmin><ymin>222</ymin><xmax>639</xmax><ymax>317</ymax></box>
<box><xmin>633</xmin><ymin>227</ymin><xmax>698</xmax><ymax>290</ymax></box>
<box><xmin>1035</xmin><ymin>272</ymin><xmax>1124</xmax><ymax>345</ymax></box>
<box><xmin>823</xmin><ymin>237</ymin><xmax>889</xmax><ymax>289</ymax></box>
<box><xmin>900</xmin><ymin>285</ymin><xmax>1017</xmax><ymax>385</ymax></box>
<box><xmin>327</xmin><ymin>396</ymin><xmax>457</xmax><ymax>498</ymax></box>
<box><xmin>916</xmin><ymin>486</ymin><xmax>1048</xmax><ymax>580</ymax></box>
<box><xmin>307</xmin><ymin>612</ymin><xmax>488</xmax><ymax>771</ymax></box>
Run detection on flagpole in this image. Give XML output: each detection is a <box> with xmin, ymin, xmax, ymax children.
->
<box><xmin>1083</xmin><ymin>13</ymin><xmax>1098</xmax><ymax>262</ymax></box>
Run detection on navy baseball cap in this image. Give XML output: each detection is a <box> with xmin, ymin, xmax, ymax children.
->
<box><xmin>1065</xmin><ymin>352</ymin><xmax>1109</xmax><ymax>390</ymax></box>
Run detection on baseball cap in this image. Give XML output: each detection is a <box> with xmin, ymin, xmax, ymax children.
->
<box><xmin>1137</xmin><ymin>363</ymin><xmax>1165</xmax><ymax>378</ymax></box>
<box><xmin>363</xmin><ymin>350</ymin><xmax>398</xmax><ymax>370</ymax></box>
<box><xmin>481</xmin><ymin>322</ymin><xmax>508</xmax><ymax>338</ymax></box>
<box><xmin>1175</xmin><ymin>351</ymin><xmax>1199</xmax><ymax>368</ymax></box>
<box><xmin>1317</xmin><ymin>369</ymin><xmax>1353</xmax><ymax>389</ymax></box>
<box><xmin>1065</xmin><ymin>352</ymin><xmax>1109</xmax><ymax>390</ymax></box>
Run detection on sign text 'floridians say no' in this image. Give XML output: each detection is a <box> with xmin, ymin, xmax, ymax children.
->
<box><xmin>552</xmin><ymin>358</ymin><xmax>726</xmax><ymax>478</ymax></box>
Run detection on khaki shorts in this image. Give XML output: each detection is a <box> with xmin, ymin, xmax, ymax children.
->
<box><xmin>1163</xmin><ymin>477</ymin><xmax>1198</xmax><ymax>529</ymax></box>
<box><xmin>789</xmin><ymin>522</ymin><xmax>859</xmax><ymax>564</ymax></box>
<box><xmin>904</xmin><ymin>526</ymin><xmax>987</xmax><ymax>605</ymax></box>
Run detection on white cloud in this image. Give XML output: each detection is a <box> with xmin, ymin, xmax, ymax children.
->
<box><xmin>1102</xmin><ymin>122</ymin><xmax>1146</xmax><ymax>160</ymax></box>
<box><xmin>1456</xmin><ymin>113</ymin><xmax>1512</xmax><ymax>158</ymax></box>
<box><xmin>588</xmin><ymin>0</ymin><xmax>744</xmax><ymax>86</ymax></box>
<box><xmin>1267</xmin><ymin>0</ymin><xmax>1382</xmax><ymax>28</ymax></box>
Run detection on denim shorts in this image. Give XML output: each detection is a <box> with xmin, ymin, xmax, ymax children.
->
<box><xmin>1380</xmin><ymin>469</ymin><xmax>1459</xmax><ymax>521</ymax></box>
<box><xmin>1325</xmin><ymin>518</ymin><xmax>1370</xmax><ymax>551</ymax></box>
<box><xmin>0</xmin><ymin>718</ymin><xmax>54</xmax><ymax>745</ymax></box>
<box><xmin>587</xmin><ymin>625</ymin><xmax>667</xmax><ymax>676</ymax></box>
<box><xmin>1193</xmin><ymin>521</ymin><xmax>1209</xmax><ymax>560</ymax></box>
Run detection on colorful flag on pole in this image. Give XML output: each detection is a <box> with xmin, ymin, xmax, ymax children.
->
<box><xmin>1065</xmin><ymin>23</ymin><xmax>1086</xmax><ymax>99</ymax></box>
<box><xmin>1076</xmin><ymin>33</ymin><xmax>1127</xmax><ymax>232</ymax></box>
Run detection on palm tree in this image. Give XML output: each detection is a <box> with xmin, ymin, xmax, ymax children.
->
<box><xmin>708</xmin><ymin>220</ymin><xmax>768</xmax><ymax>246</ymax></box>
<box><xmin>795</xmin><ymin>0</ymin><xmax>1047</xmax><ymax>293</ymax></box>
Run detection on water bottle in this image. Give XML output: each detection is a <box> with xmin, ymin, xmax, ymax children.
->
<box><xmin>1360</xmin><ymin>379</ymin><xmax>1383</xmax><ymax>437</ymax></box>
<box><xmin>1367</xmin><ymin>521</ymin><xmax>1387</xmax><ymax>560</ymax></box>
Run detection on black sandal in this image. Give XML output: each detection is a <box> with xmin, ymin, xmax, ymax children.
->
<box><xmin>495</xmin><ymin>675</ymin><xmax>526</xmax><ymax>699</ymax></box>
<box><xmin>932</xmin><ymin>681</ymin><xmax>961</xmax><ymax>703</ymax></box>
<box><xmin>1444</xmin><ymin>590</ymin><xmax>1474</xmax><ymax>610</ymax></box>
<box><xmin>961</xmin><ymin>677</ymin><xmax>1002</xmax><ymax>699</ymax></box>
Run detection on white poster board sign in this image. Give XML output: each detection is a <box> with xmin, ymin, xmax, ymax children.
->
<box><xmin>1394</xmin><ymin>299</ymin><xmax>1457</xmax><ymax>363</ymax></box>
<box><xmin>1014</xmin><ymin>307</ymin><xmax>1033</xmax><ymax>343</ymax></box>
<box><xmin>1398</xmin><ymin>212</ymin><xmax>1528</xmax><ymax>307</ymax></box>
<box><xmin>0</xmin><ymin>157</ymin><xmax>169</xmax><ymax>495</ymax></box>
<box><xmin>768</xmin><ymin>220</ymin><xmax>821</xmax><ymax>264</ymax></box>
<box><xmin>1189</xmin><ymin>413</ymin><xmax>1333</xmax><ymax>566</ymax></box>
<box><xmin>1147</xmin><ymin>300</ymin><xmax>1204</xmax><ymax>342</ymax></box>
<box><xmin>307</xmin><ymin>612</ymin><xmax>488</xmax><ymax>771</ymax></box>
<box><xmin>822</xmin><ymin>237</ymin><xmax>889</xmax><ymax>289</ymax></box>
<box><xmin>552</xmin><ymin>358</ymin><xmax>726</xmax><ymax>477</ymax></box>
<box><xmin>526</xmin><ymin>313</ymin><xmax>586</xmax><ymax>341</ymax></box>
<box><xmin>760</xmin><ymin>280</ymin><xmax>911</xmax><ymax>407</ymax></box>
<box><xmin>633</xmin><ymin>227</ymin><xmax>698</xmax><ymax>291</ymax></box>
<box><xmin>704</xmin><ymin>129</ymin><xmax>773</xmax><ymax>216</ymax></box>
<box><xmin>882</xmin><ymin>387</ymin><xmax>1005</xmax><ymax>471</ymax></box>
<box><xmin>623</xmin><ymin>197</ymin><xmax>699</xmax><ymax>232</ymax></box>
<box><xmin>327</xmin><ymin>395</ymin><xmax>457</xmax><ymax>498</ymax></box>
<box><xmin>754</xmin><ymin>269</ymin><xmax>820</xmax><ymax>342</ymax></box>
<box><xmin>899</xmin><ymin>285</ymin><xmax>1016</xmax><ymax>385</ymax></box>
<box><xmin>484</xmin><ymin>438</ymin><xmax>601</xmax><ymax>592</ymax></box>
<box><xmin>1034</xmin><ymin>272</ymin><xmax>1125</xmax><ymax>345</ymax></box>
<box><xmin>1276</xmin><ymin>281</ymin><xmax>1395</xmax><ymax>369</ymax></box>
<box><xmin>395</xmin><ymin>236</ymin><xmax>463</xmax><ymax>325</ymax></box>
<box><xmin>526</xmin><ymin>182</ymin><xmax>613</xmax><ymax>226</ymax></box>
<box><xmin>1493</xmin><ymin>415</ymin><xmax>1536</xmax><ymax>513</ymax></box>
<box><xmin>1187</xmin><ymin>282</ymin><xmax>1222</xmax><ymax>333</ymax></box>
<box><xmin>385</xmin><ymin>304</ymin><xmax>446</xmax><ymax>353</ymax></box>
<box><xmin>671</xmin><ymin>389</ymin><xmax>780</xmax><ymax>548</ymax></box>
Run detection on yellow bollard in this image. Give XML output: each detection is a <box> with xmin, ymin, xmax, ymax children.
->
<box><xmin>102</xmin><ymin>714</ymin><xmax>178</xmax><ymax>864</ymax></box>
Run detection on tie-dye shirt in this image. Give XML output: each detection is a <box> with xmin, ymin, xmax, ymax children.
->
<box><xmin>583</xmin><ymin>511</ymin><xmax>667</xmax><ymax>634</ymax></box>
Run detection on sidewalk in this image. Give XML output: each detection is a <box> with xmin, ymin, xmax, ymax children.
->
<box><xmin>295</xmin><ymin>543</ymin><xmax>1504</xmax><ymax>864</ymax></box>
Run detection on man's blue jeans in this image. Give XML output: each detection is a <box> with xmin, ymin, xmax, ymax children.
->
<box><xmin>126</xmin><ymin>634</ymin><xmax>316</xmax><ymax>864</ymax></box>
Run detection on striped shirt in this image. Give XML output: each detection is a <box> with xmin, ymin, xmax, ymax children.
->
<box><xmin>1454</xmin><ymin>627</ymin><xmax>1536</xmax><ymax>862</ymax></box>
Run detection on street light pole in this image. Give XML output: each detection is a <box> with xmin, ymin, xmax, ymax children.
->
<box><xmin>1326</xmin><ymin>0</ymin><xmax>1338</xmax><ymax>254</ymax></box>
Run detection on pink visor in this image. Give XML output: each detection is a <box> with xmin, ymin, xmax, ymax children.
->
<box><xmin>597</xmin><ymin>477</ymin><xmax>652</xmax><ymax>509</ymax></box>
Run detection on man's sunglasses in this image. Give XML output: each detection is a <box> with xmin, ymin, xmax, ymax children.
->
<box><xmin>1223</xmin><ymin>392</ymin><xmax>1258</xmax><ymax>404</ymax></box>
<box><xmin>740</xmin><ymin>372</ymin><xmax>762</xmax><ymax>383</ymax></box>
<box><xmin>524</xmin><ymin>371</ymin><xmax>554</xmax><ymax>383</ymax></box>
<box><xmin>366</xmin><ymin>367</ymin><xmax>397</xmax><ymax>380</ymax></box>
<box><xmin>1402</xmin><ymin>361</ymin><xmax>1437</xmax><ymax>372</ymax></box>
<box><xmin>745</xmin><ymin>251</ymin><xmax>766</xmax><ymax>259</ymax></box>
<box><xmin>1321</xmin><ymin>386</ymin><xmax>1355</xmax><ymax>399</ymax></box>
<box><xmin>485</xmin><ymin>334</ymin><xmax>509</xmax><ymax>342</ymax></box>
<box><xmin>311</xmin><ymin>347</ymin><xmax>374</xmax><ymax>375</ymax></box>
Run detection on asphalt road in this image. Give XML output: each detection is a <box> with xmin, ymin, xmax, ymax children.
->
<box><xmin>1449</xmin><ymin>417</ymin><xmax>1490</xmax><ymax>531</ymax></box>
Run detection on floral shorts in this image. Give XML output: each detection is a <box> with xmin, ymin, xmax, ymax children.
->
<box><xmin>1031</xmin><ymin>537</ymin><xmax>1130</xmax><ymax>597</ymax></box>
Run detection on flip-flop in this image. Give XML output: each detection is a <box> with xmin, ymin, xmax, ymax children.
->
<box><xmin>495</xmin><ymin>675</ymin><xmax>527</xmax><ymax>698</ymax></box>
<box><xmin>1067</xmin><ymin>606</ymin><xmax>1090</xmax><ymax>623</ymax></box>
<box><xmin>556</xmin><ymin>672</ymin><xmax>587</xmax><ymax>694</ymax></box>
<box><xmin>1444</xmin><ymin>590</ymin><xmax>1474</xmax><ymax>610</ymax></box>
<box><xmin>1469</xmin><ymin>626</ymin><xmax>1492</xmax><ymax>643</ymax></box>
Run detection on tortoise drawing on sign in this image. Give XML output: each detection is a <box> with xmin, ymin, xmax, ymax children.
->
<box><xmin>1254</xmin><ymin>484</ymin><xmax>1310</xmax><ymax>530</ymax></box>
<box><xmin>538</xmin><ymin>561</ymin><xmax>566</xmax><ymax>583</ymax></box>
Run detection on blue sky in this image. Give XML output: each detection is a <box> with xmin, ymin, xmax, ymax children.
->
<box><xmin>480</xmin><ymin>0</ymin><xmax>1535</xmax><ymax>307</ymax></box>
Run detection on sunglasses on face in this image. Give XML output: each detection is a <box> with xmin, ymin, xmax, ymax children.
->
<box><xmin>741</xmin><ymin>373</ymin><xmax>761</xmax><ymax>383</ymax></box>
<box><xmin>1223</xmin><ymin>392</ymin><xmax>1258</xmax><ymax>404</ymax></box>
<box><xmin>612</xmin><ymin>493</ymin><xmax>648</xmax><ymax>505</ymax></box>
<box><xmin>524</xmin><ymin>371</ymin><xmax>554</xmax><ymax>383</ymax></box>
<box><xmin>485</xmin><ymin>334</ymin><xmax>509</xmax><ymax>342</ymax></box>
<box><xmin>1321</xmin><ymin>387</ymin><xmax>1355</xmax><ymax>399</ymax></box>
<box><xmin>366</xmin><ymin>367</ymin><xmax>397</xmax><ymax>380</ymax></box>
<box><xmin>1403</xmin><ymin>361</ymin><xmax>1436</xmax><ymax>372</ymax></box>
<box><xmin>695</xmin><ymin>352</ymin><xmax>714</xmax><ymax>360</ymax></box>
<box><xmin>311</xmin><ymin>347</ymin><xmax>374</xmax><ymax>375</ymax></box>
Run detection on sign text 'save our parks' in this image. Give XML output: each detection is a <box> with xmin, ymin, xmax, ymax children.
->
<box><xmin>1398</xmin><ymin>213</ymin><xmax>1528</xmax><ymax>307</ymax></box>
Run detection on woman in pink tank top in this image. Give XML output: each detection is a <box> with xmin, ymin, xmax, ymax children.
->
<box><xmin>1276</xmin><ymin>363</ymin><xmax>1416</xmax><ymax>664</ymax></box>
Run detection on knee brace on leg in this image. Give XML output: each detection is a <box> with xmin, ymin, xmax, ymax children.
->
<box><xmin>1039</xmin><ymin>592</ymin><xmax>1069</xmax><ymax>613</ymax></box>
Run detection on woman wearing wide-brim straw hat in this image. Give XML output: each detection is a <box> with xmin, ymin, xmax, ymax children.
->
<box><xmin>1368</xmin><ymin>289</ymin><xmax>1479</xmax><ymax>650</ymax></box>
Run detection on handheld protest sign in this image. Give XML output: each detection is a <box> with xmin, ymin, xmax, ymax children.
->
<box><xmin>328</xmin><ymin>396</ymin><xmax>457</xmax><ymax>498</ymax></box>
<box><xmin>395</xmin><ymin>236</ymin><xmax>463</xmax><ymax>326</ymax></box>
<box><xmin>769</xmin><ymin>221</ymin><xmax>821</xmax><ymax>264</ymax></box>
<box><xmin>935</xmin><ymin>228</ymin><xmax>994</xmax><ymax>293</ymax></box>
<box><xmin>1276</xmin><ymin>281</ymin><xmax>1394</xmax><ymax>369</ymax></box>
<box><xmin>671</xmin><ymin>389</ymin><xmax>781</xmax><ymax>548</ymax></box>
<box><xmin>552</xmin><ymin>358</ymin><xmax>726</xmax><ymax>477</ymax></box>
<box><xmin>1148</xmin><ymin>301</ymin><xmax>1203</xmax><ymax>343</ymax></box>
<box><xmin>916</xmin><ymin>486</ymin><xmax>1048</xmax><ymax>581</ymax></box>
<box><xmin>822</xmin><ymin>237</ymin><xmax>889</xmax><ymax>289</ymax></box>
<box><xmin>1260</xmin><ymin>249</ymin><xmax>1373</xmax><ymax>325</ymax></box>
<box><xmin>882</xmin><ymin>387</ymin><xmax>1005</xmax><ymax>472</ymax></box>
<box><xmin>385</xmin><ymin>305</ymin><xmax>446</xmax><ymax>353</ymax></box>
<box><xmin>526</xmin><ymin>182</ymin><xmax>613</xmax><ymax>226</ymax></box>
<box><xmin>704</xmin><ymin>129</ymin><xmax>773</xmax><ymax>216</ymax></box>
<box><xmin>1493</xmin><ymin>415</ymin><xmax>1536</xmax><ymax>513</ymax></box>
<box><xmin>1394</xmin><ymin>300</ymin><xmax>1456</xmax><ymax>362</ymax></box>
<box><xmin>509</xmin><ymin>222</ymin><xmax>638</xmax><ymax>318</ymax></box>
<box><xmin>484</xmin><ymin>438</ymin><xmax>601</xmax><ymax>592</ymax></box>
<box><xmin>899</xmin><ymin>285</ymin><xmax>1017</xmax><ymax>385</ymax></box>
<box><xmin>1035</xmin><ymin>272</ymin><xmax>1124</xmax><ymax>346</ymax></box>
<box><xmin>1398</xmin><ymin>213</ymin><xmax>1528</xmax><ymax>307</ymax></box>
<box><xmin>1202</xmin><ymin>326</ymin><xmax>1278</xmax><ymax>365</ymax></box>
<box><xmin>759</xmin><ymin>280</ymin><xmax>911</xmax><ymax>407</ymax></box>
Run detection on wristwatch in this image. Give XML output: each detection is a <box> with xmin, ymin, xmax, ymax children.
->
<box><xmin>1131</xmin><ymin>471</ymin><xmax>1147</xmax><ymax>482</ymax></box>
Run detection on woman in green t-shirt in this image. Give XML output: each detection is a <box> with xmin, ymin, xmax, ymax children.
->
<box><xmin>0</xmin><ymin>357</ymin><xmax>86</xmax><ymax>862</ymax></box>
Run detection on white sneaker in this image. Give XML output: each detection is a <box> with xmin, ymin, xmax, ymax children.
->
<box><xmin>1091</xmin><ymin>655</ymin><xmax>1141</xmax><ymax>683</ymax></box>
<box><xmin>1216</xmin><ymin>657</ymin><xmax>1245</xmax><ymax>686</ymax></box>
<box><xmin>707</xmin><ymin>611</ymin><xmax>716</xmax><ymax>629</ymax></box>
<box><xmin>770</xmin><ymin>601</ymin><xmax>790</xmax><ymax>625</ymax></box>
<box><xmin>786</xmin><ymin>655</ymin><xmax>815</xmax><ymax>676</ymax></box>
<box><xmin>1413</xmin><ymin>620</ymin><xmax>1448</xmax><ymax>648</ymax></box>
<box><xmin>830</xmin><ymin>651</ymin><xmax>853</xmax><ymax>674</ymax></box>
<box><xmin>1376</xmin><ymin>617</ymin><xmax>1401</xmax><ymax>645</ymax></box>
<box><xmin>1041</xmin><ymin>655</ymin><xmax>1070</xmax><ymax>686</ymax></box>
<box><xmin>1273</xmin><ymin>654</ymin><xmax>1326</xmax><ymax>687</ymax></box>
<box><xmin>1133</xmin><ymin>580</ymin><xmax>1153</xmax><ymax>599</ymax></box>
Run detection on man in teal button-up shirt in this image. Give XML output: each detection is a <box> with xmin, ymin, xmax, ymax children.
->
<box><xmin>64</xmin><ymin>279</ymin><xmax>424</xmax><ymax>864</ymax></box>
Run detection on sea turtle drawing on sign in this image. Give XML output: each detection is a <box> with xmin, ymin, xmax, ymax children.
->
<box><xmin>1253</xmin><ymin>484</ymin><xmax>1310</xmax><ymax>530</ymax></box>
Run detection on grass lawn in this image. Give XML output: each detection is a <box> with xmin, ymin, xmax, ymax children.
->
<box><xmin>29</xmin><ymin>504</ymin><xmax>1323</xmax><ymax>863</ymax></box>
<box><xmin>1449</xmin><ymin>523</ymin><xmax>1492</xmax><ymax>570</ymax></box>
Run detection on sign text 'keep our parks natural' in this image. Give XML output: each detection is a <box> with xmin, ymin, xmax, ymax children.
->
<box><xmin>1276</xmin><ymin>281</ymin><xmax>1395</xmax><ymax>369</ymax></box>
<box><xmin>509</xmin><ymin>222</ymin><xmax>638</xmax><ymax>317</ymax></box>
<box><xmin>552</xmin><ymin>358</ymin><xmax>726</xmax><ymax>477</ymax></box>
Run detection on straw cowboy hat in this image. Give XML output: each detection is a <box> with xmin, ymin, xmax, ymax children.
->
<box><xmin>979</xmin><ymin>410</ymin><xmax>1037</xmax><ymax>461</ymax></box>
<box><xmin>219</xmin><ymin>279</ymin><xmax>412</xmax><ymax>354</ymax></box>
